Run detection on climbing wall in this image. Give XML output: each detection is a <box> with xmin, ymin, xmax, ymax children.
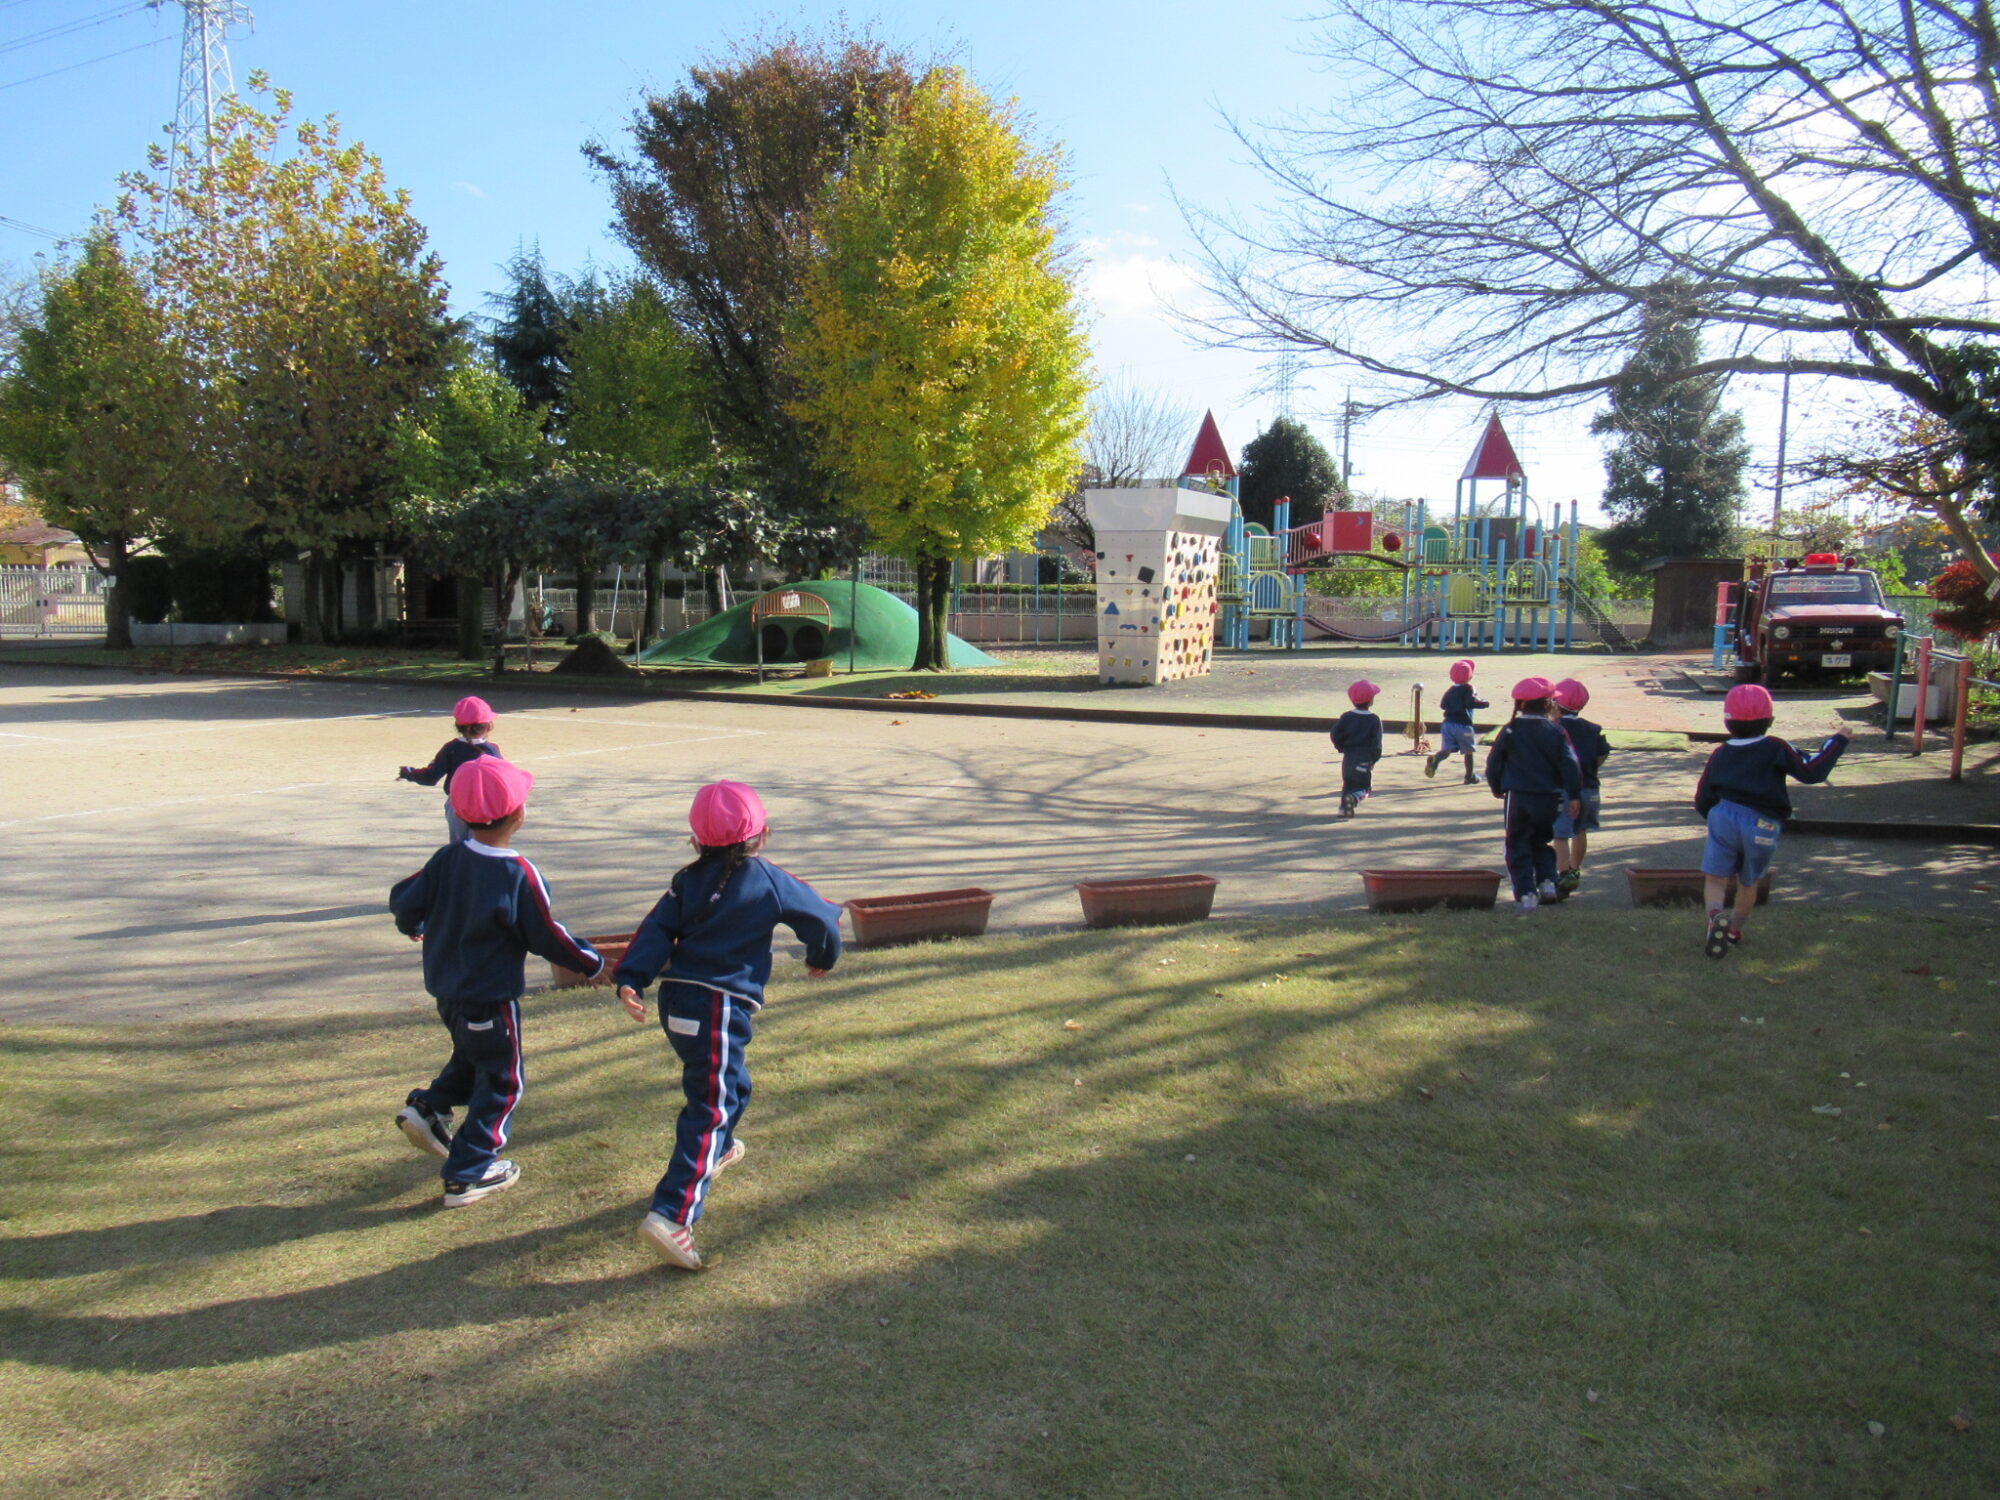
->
<box><xmin>1083</xmin><ymin>487</ymin><xmax>1232</xmax><ymax>686</ymax></box>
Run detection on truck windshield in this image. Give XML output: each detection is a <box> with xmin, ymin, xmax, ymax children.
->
<box><xmin>1767</xmin><ymin>573</ymin><xmax>1885</xmax><ymax>606</ymax></box>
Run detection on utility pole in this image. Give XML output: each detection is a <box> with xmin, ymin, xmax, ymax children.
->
<box><xmin>159</xmin><ymin>0</ymin><xmax>254</xmax><ymax>216</ymax></box>
<box><xmin>1770</xmin><ymin>365</ymin><xmax>1791</xmax><ymax>548</ymax></box>
<box><xmin>1339</xmin><ymin>388</ymin><xmax>1361</xmax><ymax>491</ymax></box>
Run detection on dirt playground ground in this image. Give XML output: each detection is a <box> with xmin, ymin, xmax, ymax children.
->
<box><xmin>0</xmin><ymin>661</ymin><xmax>1993</xmax><ymax>1025</ymax></box>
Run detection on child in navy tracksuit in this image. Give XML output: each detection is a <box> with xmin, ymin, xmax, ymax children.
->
<box><xmin>1331</xmin><ymin>680</ymin><xmax>1384</xmax><ymax>818</ymax></box>
<box><xmin>1551</xmin><ymin>677</ymin><xmax>1611</xmax><ymax>898</ymax></box>
<box><xmin>614</xmin><ymin>780</ymin><xmax>842</xmax><ymax>1271</ymax></box>
<box><xmin>1483</xmin><ymin>676</ymin><xmax>1584</xmax><ymax>910</ymax></box>
<box><xmin>1425</xmin><ymin>658</ymin><xmax>1488</xmax><ymax>784</ymax></box>
<box><xmin>399</xmin><ymin>695</ymin><xmax>503</xmax><ymax>843</ymax></box>
<box><xmin>389</xmin><ymin>755</ymin><xmax>603</xmax><ymax>1205</ymax></box>
<box><xmin>1693</xmin><ymin>682</ymin><xmax>1848</xmax><ymax>957</ymax></box>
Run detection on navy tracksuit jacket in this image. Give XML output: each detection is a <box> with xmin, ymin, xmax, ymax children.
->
<box><xmin>1694</xmin><ymin>734</ymin><xmax>1847</xmax><ymax>821</ymax></box>
<box><xmin>390</xmin><ymin>840</ymin><xmax>602</xmax><ymax>1182</ymax></box>
<box><xmin>1331</xmin><ymin>709</ymin><xmax>1383</xmax><ymax>797</ymax></box>
<box><xmin>1484</xmin><ymin>715</ymin><xmax>1584</xmax><ymax>899</ymax></box>
<box><xmin>615</xmin><ymin>856</ymin><xmax>842</xmax><ymax>1226</ymax></box>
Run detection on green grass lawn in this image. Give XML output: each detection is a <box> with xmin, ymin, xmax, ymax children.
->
<box><xmin>2</xmin><ymin>911</ymin><xmax>1996</xmax><ymax>1498</ymax></box>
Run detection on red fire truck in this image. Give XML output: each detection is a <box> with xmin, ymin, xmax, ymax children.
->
<box><xmin>1732</xmin><ymin>553</ymin><xmax>1904</xmax><ymax>684</ymax></box>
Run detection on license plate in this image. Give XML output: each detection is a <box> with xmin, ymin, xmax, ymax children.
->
<box><xmin>1821</xmin><ymin>653</ymin><xmax>1852</xmax><ymax>667</ymax></box>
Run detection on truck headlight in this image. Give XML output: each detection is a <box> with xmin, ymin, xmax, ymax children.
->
<box><xmin>1772</xmin><ymin>625</ymin><xmax>1791</xmax><ymax>640</ymax></box>
<box><xmin>1884</xmin><ymin>624</ymin><xmax>1899</xmax><ymax>640</ymax></box>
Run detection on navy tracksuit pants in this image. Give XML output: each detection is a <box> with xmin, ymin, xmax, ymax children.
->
<box><xmin>1502</xmin><ymin>791</ymin><xmax>1561</xmax><ymax>899</ymax></box>
<box><xmin>1340</xmin><ymin>756</ymin><xmax>1375</xmax><ymax>799</ymax></box>
<box><xmin>654</xmin><ymin>980</ymin><xmax>756</xmax><ymax>1225</ymax></box>
<box><xmin>412</xmin><ymin>999</ymin><xmax>523</xmax><ymax>1183</ymax></box>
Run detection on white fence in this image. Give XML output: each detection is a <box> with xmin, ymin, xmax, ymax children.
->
<box><xmin>0</xmin><ymin>564</ymin><xmax>106</xmax><ymax>637</ymax></box>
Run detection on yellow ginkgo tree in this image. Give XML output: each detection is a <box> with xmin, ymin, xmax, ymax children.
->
<box><xmin>790</xmin><ymin>68</ymin><xmax>1090</xmax><ymax>670</ymax></box>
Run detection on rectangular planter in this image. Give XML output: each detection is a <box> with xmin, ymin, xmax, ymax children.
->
<box><xmin>550</xmin><ymin>932</ymin><xmax>634</xmax><ymax>989</ymax></box>
<box><xmin>1625</xmin><ymin>868</ymin><xmax>1772</xmax><ymax>909</ymax></box>
<box><xmin>1075</xmin><ymin>874</ymin><xmax>1219</xmax><ymax>929</ymax></box>
<box><xmin>1359</xmin><ymin>868</ymin><xmax>1503</xmax><ymax>914</ymax></box>
<box><xmin>845</xmin><ymin>888</ymin><xmax>995</xmax><ymax>949</ymax></box>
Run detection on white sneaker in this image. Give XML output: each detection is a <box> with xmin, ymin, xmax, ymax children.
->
<box><xmin>640</xmin><ymin>1210</ymin><xmax>703</xmax><ymax>1270</ymax></box>
<box><xmin>714</xmin><ymin>1139</ymin><xmax>745</xmax><ymax>1176</ymax></box>
<box><xmin>1538</xmin><ymin>880</ymin><xmax>1559</xmax><ymax>901</ymax></box>
<box><xmin>443</xmin><ymin>1159</ymin><xmax>520</xmax><ymax>1206</ymax></box>
<box><xmin>1517</xmin><ymin>894</ymin><xmax>1539</xmax><ymax>913</ymax></box>
<box><xmin>396</xmin><ymin>1101</ymin><xmax>452</xmax><ymax>1160</ymax></box>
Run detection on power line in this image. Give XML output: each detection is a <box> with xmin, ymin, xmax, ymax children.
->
<box><xmin>0</xmin><ymin>2</ymin><xmax>151</xmax><ymax>60</ymax></box>
<box><xmin>0</xmin><ymin>32</ymin><xmax>166</xmax><ymax>90</ymax></box>
<box><xmin>0</xmin><ymin>212</ymin><xmax>66</xmax><ymax>240</ymax></box>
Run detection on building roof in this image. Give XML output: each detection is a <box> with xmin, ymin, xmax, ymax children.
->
<box><xmin>1460</xmin><ymin>415</ymin><xmax>1525</xmax><ymax>481</ymax></box>
<box><xmin>0</xmin><ymin>520</ymin><xmax>81</xmax><ymax>549</ymax></box>
<box><xmin>1180</xmin><ymin>410</ymin><xmax>1237</xmax><ymax>480</ymax></box>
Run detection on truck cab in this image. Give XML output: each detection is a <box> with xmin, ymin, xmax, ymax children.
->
<box><xmin>1733</xmin><ymin>553</ymin><xmax>1903</xmax><ymax>684</ymax></box>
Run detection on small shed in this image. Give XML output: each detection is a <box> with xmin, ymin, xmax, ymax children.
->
<box><xmin>1644</xmin><ymin>557</ymin><xmax>1744</xmax><ymax>648</ymax></box>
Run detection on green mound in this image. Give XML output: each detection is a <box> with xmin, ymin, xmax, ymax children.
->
<box><xmin>641</xmin><ymin>581</ymin><xmax>999</xmax><ymax>670</ymax></box>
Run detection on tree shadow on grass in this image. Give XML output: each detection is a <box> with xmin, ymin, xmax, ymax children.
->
<box><xmin>5</xmin><ymin>916</ymin><xmax>1997</xmax><ymax>1497</ymax></box>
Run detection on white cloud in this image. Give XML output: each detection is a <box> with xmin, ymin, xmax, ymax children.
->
<box><xmin>453</xmin><ymin>181</ymin><xmax>488</xmax><ymax>200</ymax></box>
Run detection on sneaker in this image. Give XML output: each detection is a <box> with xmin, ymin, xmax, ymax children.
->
<box><xmin>714</xmin><ymin>1139</ymin><xmax>746</xmax><ymax>1176</ymax></box>
<box><xmin>396</xmin><ymin>1099</ymin><xmax>452</xmax><ymax>1160</ymax></box>
<box><xmin>1338</xmin><ymin>794</ymin><xmax>1356</xmax><ymax>819</ymax></box>
<box><xmin>1538</xmin><ymin>880</ymin><xmax>1559</xmax><ymax>901</ymax></box>
<box><xmin>1462</xmin><ymin>773</ymin><xmax>1479</xmax><ymax>786</ymax></box>
<box><xmin>443</xmin><ymin>1159</ymin><xmax>520</xmax><ymax>1207</ymax></box>
<box><xmin>1727</xmin><ymin>928</ymin><xmax>1743</xmax><ymax>947</ymax></box>
<box><xmin>1517</xmin><ymin>893</ymin><xmax>1539</xmax><ymax>913</ymax></box>
<box><xmin>1556</xmin><ymin>869</ymin><xmax>1582</xmax><ymax>896</ymax></box>
<box><xmin>1424</xmin><ymin>754</ymin><xmax>1439</xmax><ymax>779</ymax></box>
<box><xmin>1704</xmin><ymin>908</ymin><xmax>1733</xmax><ymax>960</ymax></box>
<box><xmin>640</xmin><ymin>1210</ymin><xmax>703</xmax><ymax>1270</ymax></box>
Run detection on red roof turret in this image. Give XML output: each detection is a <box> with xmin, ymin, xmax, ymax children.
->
<box><xmin>1181</xmin><ymin>410</ymin><xmax>1237</xmax><ymax>480</ymax></box>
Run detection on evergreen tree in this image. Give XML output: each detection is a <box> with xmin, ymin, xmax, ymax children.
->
<box><xmin>1592</xmin><ymin>296</ymin><xmax>1748</xmax><ymax>571</ymax></box>
<box><xmin>488</xmin><ymin>244</ymin><xmax>572</xmax><ymax>424</ymax></box>
<box><xmin>1238</xmin><ymin>416</ymin><xmax>1345</xmax><ymax>530</ymax></box>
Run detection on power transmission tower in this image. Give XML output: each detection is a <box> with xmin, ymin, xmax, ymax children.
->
<box><xmin>160</xmin><ymin>0</ymin><xmax>254</xmax><ymax>213</ymax></box>
<box><xmin>1272</xmin><ymin>352</ymin><xmax>1298</xmax><ymax>419</ymax></box>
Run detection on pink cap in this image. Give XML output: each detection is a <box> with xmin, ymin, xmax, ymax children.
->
<box><xmin>1449</xmin><ymin>659</ymin><xmax>1475</xmax><ymax>685</ymax></box>
<box><xmin>1724</xmin><ymin>683</ymin><xmax>1774</xmax><ymax>720</ymax></box>
<box><xmin>1553</xmin><ymin>678</ymin><xmax>1589</xmax><ymax>711</ymax></box>
<box><xmin>690</xmin><ymin>780</ymin><xmax>768</xmax><ymax>847</ymax></box>
<box><xmin>1346</xmin><ymin>679</ymin><xmax>1379</xmax><ymax>706</ymax></box>
<box><xmin>1511</xmin><ymin>675</ymin><xmax>1555</xmax><ymax>701</ymax></box>
<box><xmin>453</xmin><ymin>695</ymin><xmax>495</xmax><ymax>726</ymax></box>
<box><xmin>449</xmin><ymin>755</ymin><xmax>533</xmax><ymax>824</ymax></box>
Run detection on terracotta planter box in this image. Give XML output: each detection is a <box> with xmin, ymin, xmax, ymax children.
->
<box><xmin>551</xmin><ymin>932</ymin><xmax>633</xmax><ymax>989</ymax></box>
<box><xmin>1360</xmin><ymin>868</ymin><xmax>1503</xmax><ymax>914</ymax></box>
<box><xmin>1625</xmin><ymin>868</ymin><xmax>1772</xmax><ymax>909</ymax></box>
<box><xmin>1075</xmin><ymin>874</ymin><xmax>1219</xmax><ymax>929</ymax></box>
<box><xmin>845</xmin><ymin>888</ymin><xmax>995</xmax><ymax>948</ymax></box>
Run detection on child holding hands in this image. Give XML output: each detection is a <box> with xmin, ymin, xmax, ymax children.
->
<box><xmin>614</xmin><ymin>781</ymin><xmax>842</xmax><ymax>1270</ymax></box>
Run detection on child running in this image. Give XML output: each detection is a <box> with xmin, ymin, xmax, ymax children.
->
<box><xmin>1483</xmin><ymin>676</ymin><xmax>1583</xmax><ymax>912</ymax></box>
<box><xmin>1331</xmin><ymin>680</ymin><xmax>1384</xmax><ymax>818</ymax></box>
<box><xmin>389</xmin><ymin>756</ymin><xmax>604</xmax><ymax>1205</ymax></box>
<box><xmin>1425</xmin><ymin>658</ymin><xmax>1488</xmax><ymax>784</ymax></box>
<box><xmin>399</xmin><ymin>696</ymin><xmax>503</xmax><ymax>843</ymax></box>
<box><xmin>1551</xmin><ymin>678</ymin><xmax>1611</xmax><ymax>899</ymax></box>
<box><xmin>614</xmin><ymin>781</ymin><xmax>842</xmax><ymax>1271</ymax></box>
<box><xmin>1693</xmin><ymin>683</ymin><xmax>1848</xmax><ymax>957</ymax></box>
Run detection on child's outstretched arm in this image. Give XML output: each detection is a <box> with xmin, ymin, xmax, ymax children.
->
<box><xmin>399</xmin><ymin>742</ymin><xmax>452</xmax><ymax>786</ymax></box>
<box><xmin>1781</xmin><ymin>732</ymin><xmax>1850</xmax><ymax>784</ymax></box>
<box><xmin>508</xmin><ymin>855</ymin><xmax>604</xmax><ymax>982</ymax></box>
<box><xmin>771</xmin><ymin>868</ymin><xmax>843</xmax><ymax>978</ymax></box>
<box><xmin>613</xmin><ymin>886</ymin><xmax>686</xmax><ymax>1020</ymax></box>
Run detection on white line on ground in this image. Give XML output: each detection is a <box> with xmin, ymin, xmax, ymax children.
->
<box><xmin>0</xmin><ymin>705</ymin><xmax>432</xmax><ymax>750</ymax></box>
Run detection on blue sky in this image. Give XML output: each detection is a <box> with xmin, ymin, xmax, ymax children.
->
<box><xmin>0</xmin><ymin>0</ymin><xmax>1822</xmax><ymax>525</ymax></box>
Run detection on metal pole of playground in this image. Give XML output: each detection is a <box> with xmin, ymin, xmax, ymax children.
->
<box><xmin>1883</xmin><ymin>629</ymin><xmax>1907</xmax><ymax>742</ymax></box>
<box><xmin>1565</xmin><ymin>501</ymin><xmax>1579</xmax><ymax>649</ymax></box>
<box><xmin>849</xmin><ymin>557</ymin><xmax>859</xmax><ymax>676</ymax></box>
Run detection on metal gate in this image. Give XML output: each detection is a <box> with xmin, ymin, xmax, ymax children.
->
<box><xmin>0</xmin><ymin>564</ymin><xmax>107</xmax><ymax>636</ymax></box>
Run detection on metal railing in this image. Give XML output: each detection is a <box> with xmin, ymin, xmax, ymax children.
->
<box><xmin>0</xmin><ymin>564</ymin><xmax>106</xmax><ymax>637</ymax></box>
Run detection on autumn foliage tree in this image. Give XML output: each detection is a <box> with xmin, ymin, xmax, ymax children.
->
<box><xmin>589</xmin><ymin>31</ymin><xmax>919</xmax><ymax>571</ymax></box>
<box><xmin>0</xmin><ymin>236</ymin><xmax>207</xmax><ymax>648</ymax></box>
<box><xmin>118</xmin><ymin>78</ymin><xmax>452</xmax><ymax>641</ymax></box>
<box><xmin>791</xmin><ymin>69</ymin><xmax>1090</xmax><ymax>670</ymax></box>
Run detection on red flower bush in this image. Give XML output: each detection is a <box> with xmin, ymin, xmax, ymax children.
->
<box><xmin>1926</xmin><ymin>558</ymin><xmax>2000</xmax><ymax>642</ymax></box>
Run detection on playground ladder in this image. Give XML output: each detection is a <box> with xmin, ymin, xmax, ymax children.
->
<box><xmin>1560</xmin><ymin>580</ymin><xmax>1640</xmax><ymax>652</ymax></box>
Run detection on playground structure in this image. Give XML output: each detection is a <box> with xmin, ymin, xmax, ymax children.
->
<box><xmin>639</xmin><ymin>580</ymin><xmax>999</xmax><ymax>672</ymax></box>
<box><xmin>1084</xmin><ymin>484</ymin><xmax>1231</xmax><ymax>685</ymax></box>
<box><xmin>1185</xmin><ymin>412</ymin><xmax>1635</xmax><ymax>655</ymax></box>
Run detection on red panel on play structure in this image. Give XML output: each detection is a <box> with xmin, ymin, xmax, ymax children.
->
<box><xmin>1325</xmin><ymin>512</ymin><xmax>1375</xmax><ymax>552</ymax></box>
<box><xmin>1460</xmin><ymin>415</ymin><xmax>1525</xmax><ymax>481</ymax></box>
<box><xmin>1180</xmin><ymin>410</ymin><xmax>1237</xmax><ymax>479</ymax></box>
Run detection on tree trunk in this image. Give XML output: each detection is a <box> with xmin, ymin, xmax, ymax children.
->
<box><xmin>299</xmin><ymin>551</ymin><xmax>327</xmax><ymax>644</ymax></box>
<box><xmin>573</xmin><ymin>558</ymin><xmax>597</xmax><ymax>639</ymax></box>
<box><xmin>1930</xmin><ymin>490</ymin><xmax>2000</xmax><ymax>586</ymax></box>
<box><xmin>912</xmin><ymin>555</ymin><xmax>952</xmax><ymax>671</ymax></box>
<box><xmin>319</xmin><ymin>554</ymin><xmax>346</xmax><ymax>644</ymax></box>
<box><xmin>457</xmin><ymin>575</ymin><xmax>485</xmax><ymax>661</ymax></box>
<box><xmin>101</xmin><ymin>534</ymin><xmax>131</xmax><ymax>651</ymax></box>
<box><xmin>641</xmin><ymin>548</ymin><xmax>665</xmax><ymax>649</ymax></box>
